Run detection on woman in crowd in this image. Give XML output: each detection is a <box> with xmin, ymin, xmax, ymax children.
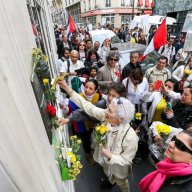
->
<box><xmin>84</xmin><ymin>49</ymin><xmax>103</xmax><ymax>69</ymax></box>
<box><xmin>139</xmin><ymin>129</ymin><xmax>192</xmax><ymax>192</ymax></box>
<box><xmin>99</xmin><ymin>38</ymin><xmax>111</xmax><ymax>63</ymax></box>
<box><xmin>97</xmin><ymin>51</ymin><xmax>121</xmax><ymax>94</ymax></box>
<box><xmin>122</xmin><ymin>68</ymin><xmax>148</xmax><ymax>111</ymax></box>
<box><xmin>141</xmin><ymin>79</ymin><xmax>177</xmax><ymax>125</ymax></box>
<box><xmin>172</xmin><ymin>57</ymin><xmax>192</xmax><ymax>88</ymax></box>
<box><xmin>76</xmin><ymin>41</ymin><xmax>87</xmax><ymax>62</ymax></box>
<box><xmin>59</xmin><ymin>79</ymin><xmax>102</xmax><ymax>165</ymax></box>
<box><xmin>58</xmin><ymin>80</ymin><xmax>138</xmax><ymax>192</ymax></box>
<box><xmin>162</xmin><ymin>85</ymin><xmax>192</xmax><ymax>129</ymax></box>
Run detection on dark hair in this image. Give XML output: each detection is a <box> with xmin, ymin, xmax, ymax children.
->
<box><xmin>90</xmin><ymin>66</ymin><xmax>98</xmax><ymax>72</ymax></box>
<box><xmin>181</xmin><ymin>130</ymin><xmax>192</xmax><ymax>148</ymax></box>
<box><xmin>158</xmin><ymin>56</ymin><xmax>168</xmax><ymax>64</ymax></box>
<box><xmin>76</xmin><ymin>41</ymin><xmax>87</xmax><ymax>52</ymax></box>
<box><xmin>129</xmin><ymin>68</ymin><xmax>143</xmax><ymax>83</ymax></box>
<box><xmin>110</xmin><ymin>47</ymin><xmax>118</xmax><ymax>51</ymax></box>
<box><xmin>109</xmin><ymin>82</ymin><xmax>127</xmax><ymax>98</ymax></box>
<box><xmin>165</xmin><ymin>78</ymin><xmax>177</xmax><ymax>92</ymax></box>
<box><xmin>87</xmin><ymin>49</ymin><xmax>99</xmax><ymax>60</ymax></box>
<box><xmin>63</xmin><ymin>47</ymin><xmax>71</xmax><ymax>53</ymax></box>
<box><xmin>86</xmin><ymin>79</ymin><xmax>99</xmax><ymax>90</ymax></box>
<box><xmin>187</xmin><ymin>57</ymin><xmax>192</xmax><ymax>64</ymax></box>
<box><xmin>184</xmin><ymin>85</ymin><xmax>192</xmax><ymax>93</ymax></box>
<box><xmin>85</xmin><ymin>39</ymin><xmax>93</xmax><ymax>44</ymax></box>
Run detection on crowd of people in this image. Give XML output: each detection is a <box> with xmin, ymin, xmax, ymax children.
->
<box><xmin>54</xmin><ymin>24</ymin><xmax>192</xmax><ymax>192</ymax></box>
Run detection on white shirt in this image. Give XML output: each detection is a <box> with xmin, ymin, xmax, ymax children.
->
<box><xmin>158</xmin><ymin>44</ymin><xmax>175</xmax><ymax>64</ymax></box>
<box><xmin>122</xmin><ymin>77</ymin><xmax>149</xmax><ymax>105</ymax></box>
<box><xmin>60</xmin><ymin>59</ymin><xmax>84</xmax><ymax>87</ymax></box>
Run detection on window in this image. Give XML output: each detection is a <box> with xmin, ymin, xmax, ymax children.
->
<box><xmin>121</xmin><ymin>0</ymin><xmax>125</xmax><ymax>6</ymax></box>
<box><xmin>106</xmin><ymin>0</ymin><xmax>111</xmax><ymax>7</ymax></box>
<box><xmin>89</xmin><ymin>0</ymin><xmax>91</xmax><ymax>10</ymax></box>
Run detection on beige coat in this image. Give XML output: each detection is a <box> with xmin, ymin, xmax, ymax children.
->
<box><xmin>70</xmin><ymin>91</ymin><xmax>139</xmax><ymax>179</ymax></box>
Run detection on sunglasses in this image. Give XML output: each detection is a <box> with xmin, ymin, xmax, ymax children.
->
<box><xmin>171</xmin><ymin>136</ymin><xmax>192</xmax><ymax>155</ymax></box>
<box><xmin>109</xmin><ymin>58</ymin><xmax>118</xmax><ymax>62</ymax></box>
<box><xmin>80</xmin><ymin>44</ymin><xmax>85</xmax><ymax>46</ymax></box>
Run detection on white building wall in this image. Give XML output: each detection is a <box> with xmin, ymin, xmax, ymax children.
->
<box><xmin>0</xmin><ymin>0</ymin><xmax>68</xmax><ymax>191</ymax></box>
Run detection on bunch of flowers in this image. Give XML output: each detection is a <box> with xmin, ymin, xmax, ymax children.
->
<box><xmin>156</xmin><ymin>123</ymin><xmax>171</xmax><ymax>138</ymax></box>
<box><xmin>43</xmin><ymin>78</ymin><xmax>56</xmax><ymax>104</ymax></box>
<box><xmin>135</xmin><ymin>112</ymin><xmax>142</xmax><ymax>120</ymax></box>
<box><xmin>56</xmin><ymin>142</ymin><xmax>82</xmax><ymax>181</ymax></box>
<box><xmin>179</xmin><ymin>69</ymin><xmax>192</xmax><ymax>90</ymax></box>
<box><xmin>70</xmin><ymin>135</ymin><xmax>81</xmax><ymax>154</ymax></box>
<box><xmin>94</xmin><ymin>124</ymin><xmax>108</xmax><ymax>146</ymax></box>
<box><xmin>156</xmin><ymin>123</ymin><xmax>171</xmax><ymax>158</ymax></box>
<box><xmin>32</xmin><ymin>48</ymin><xmax>50</xmax><ymax>80</ymax></box>
<box><xmin>183</xmin><ymin>69</ymin><xmax>192</xmax><ymax>79</ymax></box>
<box><xmin>46</xmin><ymin>104</ymin><xmax>59</xmax><ymax>128</ymax></box>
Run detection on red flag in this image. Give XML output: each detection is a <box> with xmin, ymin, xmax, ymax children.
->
<box><xmin>67</xmin><ymin>15</ymin><xmax>76</xmax><ymax>39</ymax></box>
<box><xmin>151</xmin><ymin>0</ymin><xmax>154</xmax><ymax>7</ymax></box>
<box><xmin>140</xmin><ymin>18</ymin><xmax>167</xmax><ymax>61</ymax></box>
<box><xmin>139</xmin><ymin>0</ymin><xmax>143</xmax><ymax>6</ymax></box>
<box><xmin>145</xmin><ymin>0</ymin><xmax>150</xmax><ymax>7</ymax></box>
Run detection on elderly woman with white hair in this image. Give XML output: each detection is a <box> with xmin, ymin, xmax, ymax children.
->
<box><xmin>58</xmin><ymin>80</ymin><xmax>139</xmax><ymax>192</ymax></box>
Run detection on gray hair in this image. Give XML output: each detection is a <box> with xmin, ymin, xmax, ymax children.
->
<box><xmin>111</xmin><ymin>97</ymin><xmax>135</xmax><ymax>123</ymax></box>
<box><xmin>106</xmin><ymin>51</ymin><xmax>120</xmax><ymax>62</ymax></box>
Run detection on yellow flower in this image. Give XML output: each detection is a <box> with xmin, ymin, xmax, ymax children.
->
<box><xmin>58</xmin><ymin>154</ymin><xmax>63</xmax><ymax>159</ymax></box>
<box><xmin>100</xmin><ymin>126</ymin><xmax>107</xmax><ymax>135</ymax></box>
<box><xmin>135</xmin><ymin>112</ymin><xmax>142</xmax><ymax>120</ymax></box>
<box><xmin>95</xmin><ymin>126</ymin><xmax>100</xmax><ymax>131</ymax></box>
<box><xmin>184</xmin><ymin>69</ymin><xmax>192</xmax><ymax>75</ymax></box>
<box><xmin>71</xmin><ymin>154</ymin><xmax>76</xmax><ymax>163</ymax></box>
<box><xmin>43</xmin><ymin>78</ymin><xmax>49</xmax><ymax>85</ymax></box>
<box><xmin>156</xmin><ymin>124</ymin><xmax>171</xmax><ymax>135</ymax></box>
<box><xmin>77</xmin><ymin>139</ymin><xmax>81</xmax><ymax>144</ymax></box>
<box><xmin>44</xmin><ymin>55</ymin><xmax>48</xmax><ymax>63</ymax></box>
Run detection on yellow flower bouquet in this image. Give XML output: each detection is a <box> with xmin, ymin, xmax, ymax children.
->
<box><xmin>94</xmin><ymin>124</ymin><xmax>108</xmax><ymax>146</ymax></box>
<box><xmin>156</xmin><ymin>123</ymin><xmax>171</xmax><ymax>158</ymax></box>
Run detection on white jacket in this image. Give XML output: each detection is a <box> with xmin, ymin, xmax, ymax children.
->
<box><xmin>172</xmin><ymin>65</ymin><xmax>192</xmax><ymax>87</ymax></box>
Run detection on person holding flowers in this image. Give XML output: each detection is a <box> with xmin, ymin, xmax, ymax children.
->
<box><xmin>172</xmin><ymin>57</ymin><xmax>192</xmax><ymax>89</ymax></box>
<box><xmin>139</xmin><ymin>129</ymin><xmax>192</xmax><ymax>192</ymax></box>
<box><xmin>57</xmin><ymin>80</ymin><xmax>138</xmax><ymax>192</ymax></box>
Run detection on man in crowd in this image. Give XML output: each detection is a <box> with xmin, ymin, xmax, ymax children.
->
<box><xmin>60</xmin><ymin>50</ymin><xmax>84</xmax><ymax>87</ymax></box>
<box><xmin>145</xmin><ymin>56</ymin><xmax>171</xmax><ymax>84</ymax></box>
<box><xmin>57</xmin><ymin>34</ymin><xmax>72</xmax><ymax>58</ymax></box>
<box><xmin>122</xmin><ymin>52</ymin><xmax>141</xmax><ymax>80</ymax></box>
<box><xmin>158</xmin><ymin>37</ymin><xmax>176</xmax><ymax>65</ymax></box>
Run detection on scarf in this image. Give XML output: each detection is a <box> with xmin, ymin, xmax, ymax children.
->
<box><xmin>139</xmin><ymin>158</ymin><xmax>192</xmax><ymax>192</ymax></box>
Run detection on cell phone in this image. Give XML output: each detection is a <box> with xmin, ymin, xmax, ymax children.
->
<box><xmin>154</xmin><ymin>80</ymin><xmax>162</xmax><ymax>91</ymax></box>
<box><xmin>167</xmin><ymin>102</ymin><xmax>172</xmax><ymax>110</ymax></box>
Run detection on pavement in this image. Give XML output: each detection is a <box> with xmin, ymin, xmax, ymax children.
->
<box><xmin>74</xmin><ymin>146</ymin><xmax>155</xmax><ymax>192</ymax></box>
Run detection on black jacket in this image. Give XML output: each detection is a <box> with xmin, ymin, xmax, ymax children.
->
<box><xmin>162</xmin><ymin>102</ymin><xmax>192</xmax><ymax>130</ymax></box>
<box><xmin>57</xmin><ymin>40</ymin><xmax>72</xmax><ymax>58</ymax></box>
<box><xmin>122</xmin><ymin>62</ymin><xmax>141</xmax><ymax>80</ymax></box>
<box><xmin>159</xmin><ymin>175</ymin><xmax>192</xmax><ymax>192</ymax></box>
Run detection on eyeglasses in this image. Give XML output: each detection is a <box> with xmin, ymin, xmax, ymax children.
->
<box><xmin>171</xmin><ymin>136</ymin><xmax>192</xmax><ymax>155</ymax></box>
<box><xmin>109</xmin><ymin>58</ymin><xmax>118</xmax><ymax>62</ymax></box>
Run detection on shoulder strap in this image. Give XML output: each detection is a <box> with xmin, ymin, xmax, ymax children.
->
<box><xmin>147</xmin><ymin>70</ymin><xmax>153</xmax><ymax>81</ymax></box>
<box><xmin>161</xmin><ymin>45</ymin><xmax>165</xmax><ymax>54</ymax></box>
<box><xmin>126</xmin><ymin>78</ymin><xmax>129</xmax><ymax>92</ymax></box>
<box><xmin>66</xmin><ymin>60</ymin><xmax>70</xmax><ymax>73</ymax></box>
<box><xmin>121</xmin><ymin>126</ymin><xmax>131</xmax><ymax>154</ymax></box>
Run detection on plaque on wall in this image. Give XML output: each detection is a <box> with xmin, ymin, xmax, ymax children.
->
<box><xmin>31</xmin><ymin>72</ymin><xmax>52</xmax><ymax>143</ymax></box>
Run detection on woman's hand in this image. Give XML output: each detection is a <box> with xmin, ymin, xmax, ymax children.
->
<box><xmin>149</xmin><ymin>83</ymin><xmax>155</xmax><ymax>92</ymax></box>
<box><xmin>161</xmin><ymin>82</ymin><xmax>169</xmax><ymax>94</ymax></box>
<box><xmin>58</xmin><ymin>118</ymin><xmax>69</xmax><ymax>126</ymax></box>
<box><xmin>101</xmin><ymin>148</ymin><xmax>112</xmax><ymax>160</ymax></box>
<box><xmin>164</xmin><ymin>109</ymin><xmax>174</xmax><ymax>119</ymax></box>
<box><xmin>57</xmin><ymin>80</ymin><xmax>68</xmax><ymax>89</ymax></box>
<box><xmin>154</xmin><ymin>134</ymin><xmax>163</xmax><ymax>147</ymax></box>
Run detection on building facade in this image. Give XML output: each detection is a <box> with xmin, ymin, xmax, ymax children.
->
<box><xmin>153</xmin><ymin>0</ymin><xmax>192</xmax><ymax>36</ymax></box>
<box><xmin>62</xmin><ymin>0</ymin><xmax>153</xmax><ymax>29</ymax></box>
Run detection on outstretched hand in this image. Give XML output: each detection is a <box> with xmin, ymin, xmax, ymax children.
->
<box><xmin>58</xmin><ymin>118</ymin><xmax>70</xmax><ymax>126</ymax></box>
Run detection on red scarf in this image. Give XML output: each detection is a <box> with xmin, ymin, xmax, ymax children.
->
<box><xmin>139</xmin><ymin>158</ymin><xmax>192</xmax><ymax>192</ymax></box>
